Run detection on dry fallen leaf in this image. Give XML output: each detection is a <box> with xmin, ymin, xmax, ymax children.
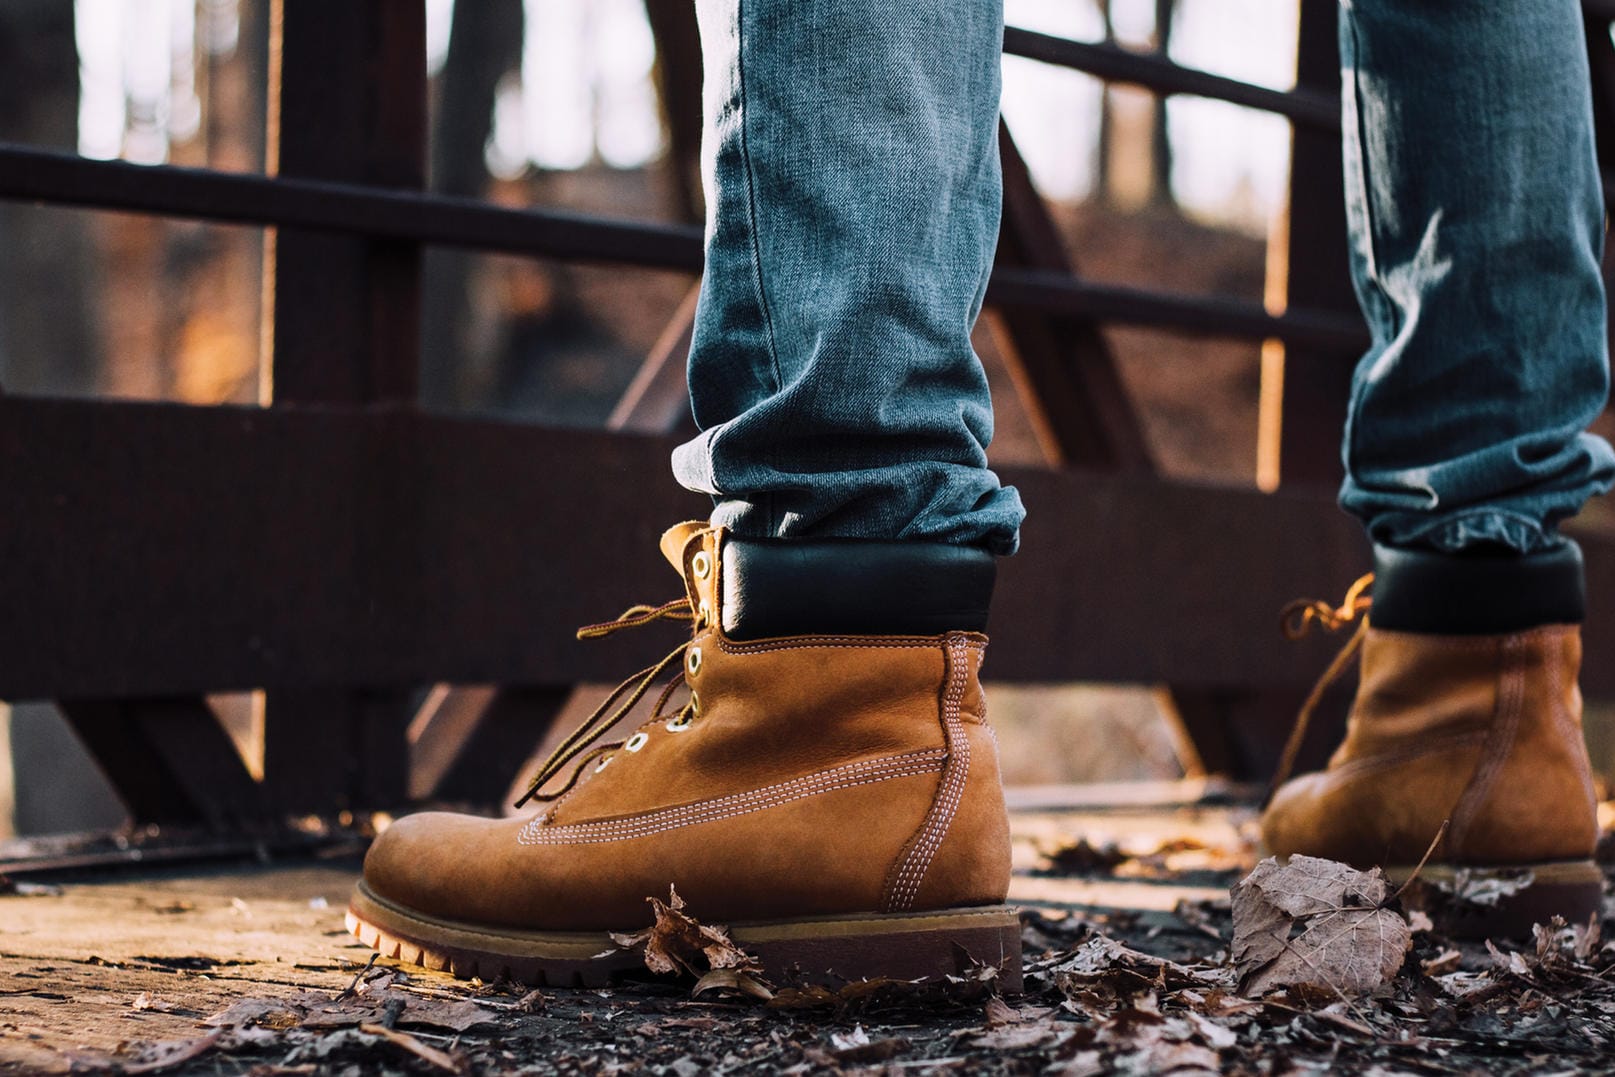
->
<box><xmin>692</xmin><ymin>967</ymin><xmax>774</xmax><ymax>1001</ymax></box>
<box><xmin>610</xmin><ymin>886</ymin><xmax>771</xmax><ymax>996</ymax></box>
<box><xmin>827</xmin><ymin>1023</ymin><xmax>910</xmax><ymax>1063</ymax></box>
<box><xmin>965</xmin><ymin>1019</ymin><xmax>1075</xmax><ymax>1052</ymax></box>
<box><xmin>203</xmin><ymin>989</ymin><xmax>495</xmax><ymax>1034</ymax></box>
<box><xmin>358</xmin><ymin>1022</ymin><xmax>463</xmax><ymax>1074</ymax></box>
<box><xmin>1172</xmin><ymin>897</ymin><xmax>1227</xmax><ymax>941</ymax></box>
<box><xmin>1231</xmin><ymin>855</ymin><xmax>1412</xmax><ymax>998</ymax></box>
<box><xmin>1444</xmin><ymin>869</ymin><xmax>1535</xmax><ymax>908</ymax></box>
<box><xmin>1486</xmin><ymin>939</ymin><xmax>1533</xmax><ymax>978</ymax></box>
<box><xmin>1121</xmin><ymin>1039</ymin><xmax>1223</xmax><ymax>1076</ymax></box>
<box><xmin>1534</xmin><ymin>914</ymin><xmax>1602</xmax><ymax>971</ymax></box>
<box><xmin>203</xmin><ymin>998</ymin><xmax>303</xmax><ymax>1030</ymax></box>
<box><xmin>1040</xmin><ymin>838</ymin><xmax>1127</xmax><ymax>875</ymax></box>
<box><xmin>983</xmin><ymin>996</ymin><xmax>1020</xmax><ymax>1027</ymax></box>
<box><xmin>1043</xmin><ymin>931</ymin><xmax>1227</xmax><ymax>991</ymax></box>
<box><xmin>1421</xmin><ymin>948</ymin><xmax>1463</xmax><ymax>977</ymax></box>
<box><xmin>120</xmin><ymin>1031</ymin><xmax>223</xmax><ymax>1076</ymax></box>
<box><xmin>1049</xmin><ymin>1049</ymin><xmax>1106</xmax><ymax>1077</ymax></box>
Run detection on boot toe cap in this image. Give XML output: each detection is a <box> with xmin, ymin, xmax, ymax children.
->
<box><xmin>362</xmin><ymin>811</ymin><xmax>524</xmax><ymax>923</ymax></box>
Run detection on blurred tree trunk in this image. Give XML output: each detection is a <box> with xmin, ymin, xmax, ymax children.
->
<box><xmin>1148</xmin><ymin>0</ymin><xmax>1177</xmax><ymax>209</ymax></box>
<box><xmin>420</xmin><ymin>0</ymin><xmax>525</xmax><ymax>409</ymax></box>
<box><xmin>239</xmin><ymin>0</ymin><xmax>271</xmax><ymax>174</ymax></box>
<box><xmin>0</xmin><ymin>0</ymin><xmax>101</xmax><ymax>394</ymax></box>
<box><xmin>1094</xmin><ymin>0</ymin><xmax>1116</xmax><ymax>204</ymax></box>
<box><xmin>1094</xmin><ymin>0</ymin><xmax>1177</xmax><ymax>211</ymax></box>
<box><xmin>642</xmin><ymin>1</ymin><xmax>703</xmax><ymax>225</ymax></box>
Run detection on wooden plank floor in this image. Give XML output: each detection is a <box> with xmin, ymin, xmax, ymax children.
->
<box><xmin>0</xmin><ymin>792</ymin><xmax>1255</xmax><ymax>1073</ymax></box>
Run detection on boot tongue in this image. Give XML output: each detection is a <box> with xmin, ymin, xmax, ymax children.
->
<box><xmin>658</xmin><ymin>520</ymin><xmax>712</xmax><ymax>574</ymax></box>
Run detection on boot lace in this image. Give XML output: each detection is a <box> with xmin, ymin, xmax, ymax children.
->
<box><xmin>1267</xmin><ymin>573</ymin><xmax>1374</xmax><ymax>799</ymax></box>
<box><xmin>513</xmin><ymin>598</ymin><xmax>697</xmax><ymax>809</ymax></box>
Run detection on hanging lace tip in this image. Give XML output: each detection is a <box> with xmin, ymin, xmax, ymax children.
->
<box><xmin>512</xmin><ymin>785</ymin><xmax>538</xmax><ymax>809</ymax></box>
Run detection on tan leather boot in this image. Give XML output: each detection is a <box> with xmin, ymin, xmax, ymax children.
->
<box><xmin>1262</xmin><ymin>542</ymin><xmax>1601</xmax><ymax>937</ymax></box>
<box><xmin>348</xmin><ymin>522</ymin><xmax>1021</xmax><ymax>987</ymax></box>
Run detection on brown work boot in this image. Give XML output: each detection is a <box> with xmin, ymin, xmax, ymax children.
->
<box><xmin>348</xmin><ymin>522</ymin><xmax>1021</xmax><ymax>987</ymax></box>
<box><xmin>1262</xmin><ymin>542</ymin><xmax>1601</xmax><ymax>937</ymax></box>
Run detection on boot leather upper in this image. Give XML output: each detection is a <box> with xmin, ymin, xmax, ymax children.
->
<box><xmin>362</xmin><ymin>523</ymin><xmax>1012</xmax><ymax>931</ymax></box>
<box><xmin>1262</xmin><ymin>622</ymin><xmax>1597</xmax><ymax>868</ymax></box>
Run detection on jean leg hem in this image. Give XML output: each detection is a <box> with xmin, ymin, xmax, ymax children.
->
<box><xmin>1368</xmin><ymin>509</ymin><xmax>1565</xmax><ymax>555</ymax></box>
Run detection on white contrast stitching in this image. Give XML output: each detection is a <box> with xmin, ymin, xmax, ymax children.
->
<box><xmin>516</xmin><ymin>750</ymin><xmax>946</xmax><ymax>846</ymax></box>
<box><xmin>886</xmin><ymin>637</ymin><xmax>978</xmax><ymax>911</ymax></box>
<box><xmin>1449</xmin><ymin>635</ymin><xmax>1526</xmax><ymax>855</ymax></box>
<box><xmin>1554</xmin><ymin>632</ymin><xmax>1598</xmax><ymax>810</ymax></box>
<box><xmin>1313</xmin><ymin>730</ymin><xmax>1487</xmax><ymax>786</ymax></box>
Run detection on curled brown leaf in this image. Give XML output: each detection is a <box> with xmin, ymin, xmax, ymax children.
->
<box><xmin>1232</xmin><ymin>855</ymin><xmax>1412</xmax><ymax>999</ymax></box>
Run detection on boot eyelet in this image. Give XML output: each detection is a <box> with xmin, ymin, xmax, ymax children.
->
<box><xmin>594</xmin><ymin>755</ymin><xmax>615</xmax><ymax>772</ymax></box>
<box><xmin>687</xmin><ymin>647</ymin><xmax>702</xmax><ymax>675</ymax></box>
<box><xmin>666</xmin><ymin>714</ymin><xmax>692</xmax><ymax>732</ymax></box>
<box><xmin>691</xmin><ymin>551</ymin><xmax>712</xmax><ymax>579</ymax></box>
<box><xmin>625</xmin><ymin>732</ymin><xmax>649</xmax><ymax>752</ymax></box>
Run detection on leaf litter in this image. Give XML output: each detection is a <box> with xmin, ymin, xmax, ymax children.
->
<box><xmin>21</xmin><ymin>834</ymin><xmax>1615</xmax><ymax>1075</ymax></box>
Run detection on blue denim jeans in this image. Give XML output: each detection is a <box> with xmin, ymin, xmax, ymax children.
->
<box><xmin>675</xmin><ymin>0</ymin><xmax>1613</xmax><ymax>557</ymax></box>
<box><xmin>1337</xmin><ymin>0</ymin><xmax>1615</xmax><ymax>552</ymax></box>
<box><xmin>672</xmin><ymin>0</ymin><xmax>1024</xmax><ymax>555</ymax></box>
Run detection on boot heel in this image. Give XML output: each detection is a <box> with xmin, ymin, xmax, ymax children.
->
<box><xmin>1387</xmin><ymin>860</ymin><xmax>1603</xmax><ymax>940</ymax></box>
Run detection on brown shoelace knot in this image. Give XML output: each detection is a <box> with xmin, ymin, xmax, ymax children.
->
<box><xmin>513</xmin><ymin>598</ymin><xmax>697</xmax><ymax>809</ymax></box>
<box><xmin>1267</xmin><ymin>573</ymin><xmax>1375</xmax><ymax>799</ymax></box>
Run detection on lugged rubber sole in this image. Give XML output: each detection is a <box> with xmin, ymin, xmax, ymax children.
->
<box><xmin>347</xmin><ymin>881</ymin><xmax>1024</xmax><ymax>991</ymax></box>
<box><xmin>1383</xmin><ymin>859</ymin><xmax>1602</xmax><ymax>940</ymax></box>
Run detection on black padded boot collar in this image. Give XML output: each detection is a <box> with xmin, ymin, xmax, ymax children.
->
<box><xmin>719</xmin><ymin>536</ymin><xmax>996</xmax><ymax>641</ymax></box>
<box><xmin>1370</xmin><ymin>540</ymin><xmax>1585</xmax><ymax>634</ymax></box>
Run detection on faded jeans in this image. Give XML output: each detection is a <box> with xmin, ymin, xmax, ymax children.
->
<box><xmin>673</xmin><ymin>0</ymin><xmax>1614</xmax><ymax>556</ymax></box>
<box><xmin>1336</xmin><ymin>0</ymin><xmax>1614</xmax><ymax>552</ymax></box>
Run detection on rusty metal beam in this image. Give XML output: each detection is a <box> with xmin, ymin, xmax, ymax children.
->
<box><xmin>411</xmin><ymin>686</ymin><xmax>574</xmax><ymax>805</ymax></box>
<box><xmin>257</xmin><ymin>0</ymin><xmax>427</xmax><ymax>814</ymax></box>
<box><xmin>987</xmin><ymin>267</ymin><xmax>1365</xmax><ymax>353</ymax></box>
<box><xmin>1271</xmin><ymin>0</ymin><xmax>1362</xmax><ymax>489</ymax></box>
<box><xmin>1</xmin><ymin>397</ymin><xmax>1611</xmax><ymax>710</ymax></box>
<box><xmin>55</xmin><ymin>698</ymin><xmax>263</xmax><ymax>825</ymax></box>
<box><xmin>1002</xmin><ymin>27</ymin><xmax>1340</xmax><ymax>132</ymax></box>
<box><xmin>992</xmin><ymin>120</ymin><xmax>1153</xmax><ymax>471</ymax></box>
<box><xmin>607</xmin><ymin>283</ymin><xmax>700</xmax><ymax>434</ymax></box>
<box><xmin>267</xmin><ymin>0</ymin><xmax>425</xmax><ymax>404</ymax></box>
<box><xmin>0</xmin><ymin>144</ymin><xmax>1368</xmax><ymax>351</ymax></box>
<box><xmin>0</xmin><ymin>142</ymin><xmax>706</xmax><ymax>271</ymax></box>
<box><xmin>0</xmin><ymin>394</ymin><xmax>1571</xmax><ymax>692</ymax></box>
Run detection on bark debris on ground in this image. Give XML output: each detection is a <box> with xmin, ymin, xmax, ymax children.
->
<box><xmin>4</xmin><ymin>810</ymin><xmax>1615</xmax><ymax>1075</ymax></box>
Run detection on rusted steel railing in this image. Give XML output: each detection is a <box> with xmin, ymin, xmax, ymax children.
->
<box><xmin>0</xmin><ymin>0</ymin><xmax>1610</xmax><ymax>828</ymax></box>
